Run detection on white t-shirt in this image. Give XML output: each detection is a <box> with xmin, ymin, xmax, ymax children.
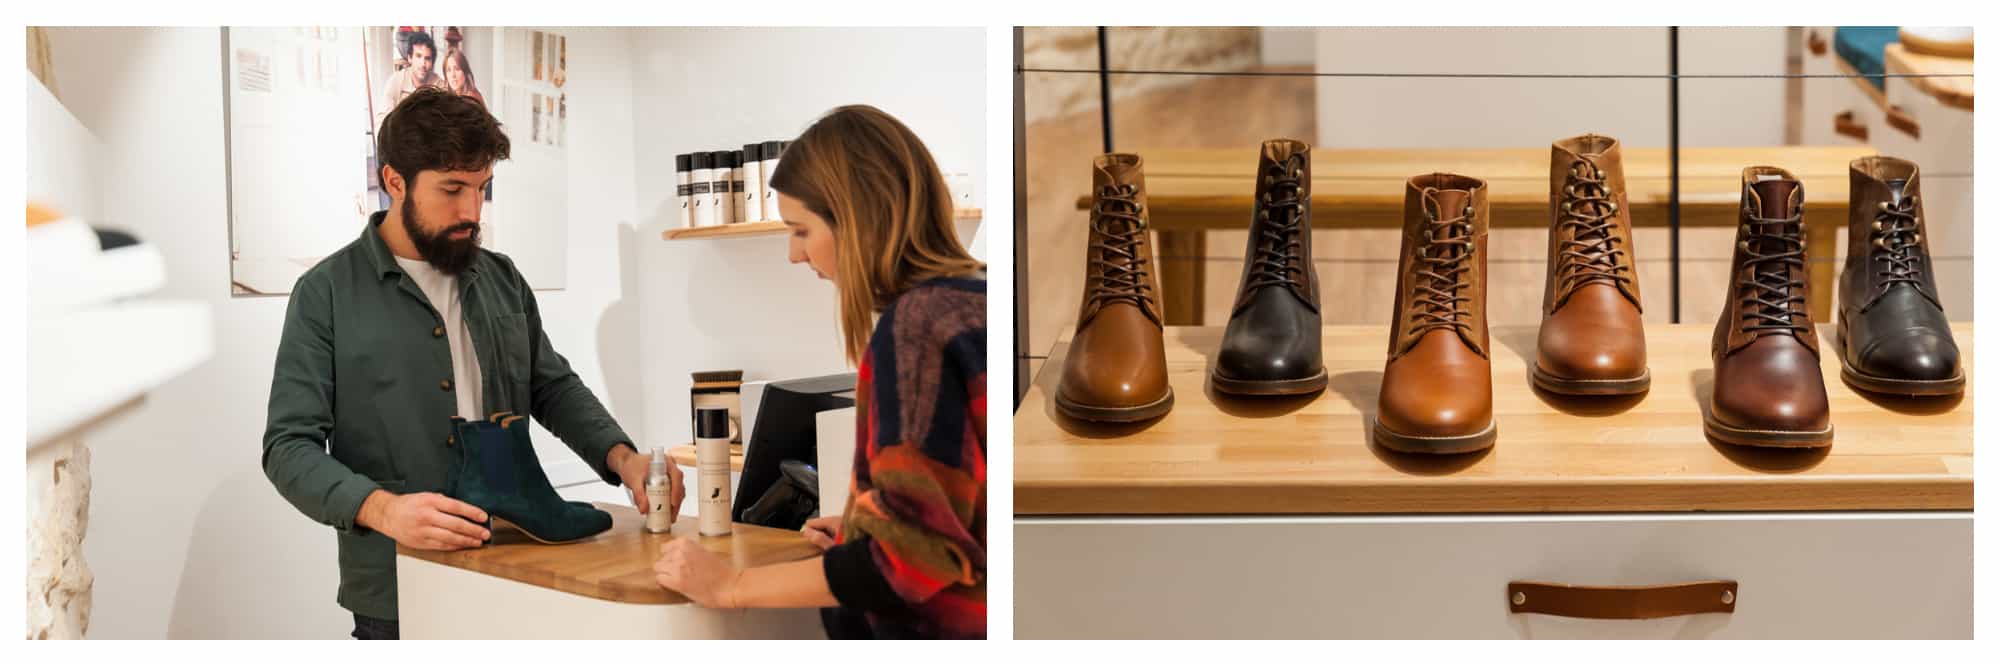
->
<box><xmin>395</xmin><ymin>256</ymin><xmax>485</xmax><ymax>421</ymax></box>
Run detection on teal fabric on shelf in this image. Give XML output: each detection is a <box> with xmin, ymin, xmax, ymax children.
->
<box><xmin>1834</xmin><ymin>27</ymin><xmax>1901</xmax><ymax>93</ymax></box>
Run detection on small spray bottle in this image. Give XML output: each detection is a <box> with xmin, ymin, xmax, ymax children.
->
<box><xmin>644</xmin><ymin>447</ymin><xmax>675</xmax><ymax>533</ymax></box>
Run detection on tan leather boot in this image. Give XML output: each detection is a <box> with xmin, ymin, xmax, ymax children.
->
<box><xmin>1054</xmin><ymin>154</ymin><xmax>1173</xmax><ymax>422</ymax></box>
<box><xmin>1534</xmin><ymin>134</ymin><xmax>1650</xmax><ymax>395</ymax></box>
<box><xmin>1374</xmin><ymin>174</ymin><xmax>1496</xmax><ymax>454</ymax></box>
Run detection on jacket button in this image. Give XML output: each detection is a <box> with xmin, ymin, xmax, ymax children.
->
<box><xmin>440</xmin><ymin>379</ymin><xmax>453</xmax><ymax>391</ymax></box>
<box><xmin>433</xmin><ymin>326</ymin><xmax>445</xmax><ymax>338</ymax></box>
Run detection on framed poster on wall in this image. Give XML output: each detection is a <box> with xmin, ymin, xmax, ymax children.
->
<box><xmin>224</xmin><ymin>26</ymin><xmax>568</xmax><ymax>295</ymax></box>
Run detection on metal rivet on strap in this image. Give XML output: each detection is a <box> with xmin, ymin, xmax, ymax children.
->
<box><xmin>1511</xmin><ymin>591</ymin><xmax>1527</xmax><ymax>606</ymax></box>
<box><xmin>1721</xmin><ymin>589</ymin><xmax>1735</xmax><ymax>605</ymax></box>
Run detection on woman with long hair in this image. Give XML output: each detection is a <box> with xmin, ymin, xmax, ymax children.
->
<box><xmin>652</xmin><ymin>105</ymin><xmax>986</xmax><ymax>639</ymax></box>
<box><xmin>440</xmin><ymin>46</ymin><xmax>484</xmax><ymax>108</ymax></box>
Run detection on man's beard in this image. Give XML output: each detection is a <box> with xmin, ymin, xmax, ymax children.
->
<box><xmin>402</xmin><ymin>197</ymin><xmax>481</xmax><ymax>274</ymax></box>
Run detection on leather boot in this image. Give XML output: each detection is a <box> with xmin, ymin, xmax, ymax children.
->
<box><xmin>1211</xmin><ymin>139</ymin><xmax>1326</xmax><ymax>395</ymax></box>
<box><xmin>1533</xmin><ymin>134</ymin><xmax>1649</xmax><ymax>395</ymax></box>
<box><xmin>1374</xmin><ymin>174</ymin><xmax>1496</xmax><ymax>454</ymax></box>
<box><xmin>1054</xmin><ymin>154</ymin><xmax>1173</xmax><ymax>422</ymax></box>
<box><xmin>1705</xmin><ymin>168</ymin><xmax>1833</xmax><ymax>448</ymax></box>
<box><xmin>1836</xmin><ymin>156</ymin><xmax>1963</xmax><ymax>396</ymax></box>
<box><xmin>448</xmin><ymin>412</ymin><xmax>614</xmax><ymax>544</ymax></box>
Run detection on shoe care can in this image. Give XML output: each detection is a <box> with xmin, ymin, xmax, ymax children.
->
<box><xmin>695</xmin><ymin>407</ymin><xmax>733</xmax><ymax>536</ymax></box>
<box><xmin>644</xmin><ymin>447</ymin><xmax>675</xmax><ymax>533</ymax></box>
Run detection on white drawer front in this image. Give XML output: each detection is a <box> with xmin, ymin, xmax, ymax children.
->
<box><xmin>1016</xmin><ymin>513</ymin><xmax>1970</xmax><ymax>639</ymax></box>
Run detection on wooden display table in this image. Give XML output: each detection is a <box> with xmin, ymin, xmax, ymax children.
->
<box><xmin>1015</xmin><ymin>323</ymin><xmax>1971</xmax><ymax>516</ymax></box>
<box><xmin>397</xmin><ymin>502</ymin><xmax>824</xmax><ymax>638</ymax></box>
<box><xmin>1072</xmin><ymin>145</ymin><xmax>1874</xmax><ymax>325</ymax></box>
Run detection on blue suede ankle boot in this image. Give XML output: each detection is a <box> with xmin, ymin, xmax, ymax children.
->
<box><xmin>447</xmin><ymin>412</ymin><xmax>613</xmax><ymax>544</ymax></box>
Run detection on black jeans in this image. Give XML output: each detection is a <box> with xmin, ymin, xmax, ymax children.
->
<box><xmin>351</xmin><ymin>614</ymin><xmax>400</xmax><ymax>640</ymax></box>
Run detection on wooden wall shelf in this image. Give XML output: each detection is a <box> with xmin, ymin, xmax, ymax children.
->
<box><xmin>662</xmin><ymin>208</ymin><xmax>983</xmax><ymax>241</ymax></box>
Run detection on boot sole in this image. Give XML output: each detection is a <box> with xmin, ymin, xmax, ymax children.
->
<box><xmin>1838</xmin><ymin>365</ymin><xmax>1964</xmax><ymax>397</ymax></box>
<box><xmin>1701</xmin><ymin>414</ymin><xmax>1833</xmax><ymax>448</ymax></box>
<box><xmin>1053</xmin><ymin>388</ymin><xmax>1175</xmax><ymax>423</ymax></box>
<box><xmin>489</xmin><ymin>516</ymin><xmax>594</xmax><ymax>545</ymax></box>
<box><xmin>1209</xmin><ymin>367</ymin><xmax>1329</xmax><ymax>396</ymax></box>
<box><xmin>1530</xmin><ymin>365</ymin><xmax>1651</xmax><ymax>396</ymax></box>
<box><xmin>1833</xmin><ymin>329</ymin><xmax>1966</xmax><ymax>396</ymax></box>
<box><xmin>1371</xmin><ymin>417</ymin><xmax>1497</xmax><ymax>455</ymax></box>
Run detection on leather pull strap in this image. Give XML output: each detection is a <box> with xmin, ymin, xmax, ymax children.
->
<box><xmin>1508</xmin><ymin>580</ymin><xmax>1738</xmax><ymax>619</ymax></box>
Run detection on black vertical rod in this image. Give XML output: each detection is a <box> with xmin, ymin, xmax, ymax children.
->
<box><xmin>1098</xmin><ymin>27</ymin><xmax>1114</xmax><ymax>153</ymax></box>
<box><xmin>1669</xmin><ymin>27</ymin><xmax>1683</xmax><ymax>324</ymax></box>
<box><xmin>1014</xmin><ymin>27</ymin><xmax>1030</xmax><ymax>408</ymax></box>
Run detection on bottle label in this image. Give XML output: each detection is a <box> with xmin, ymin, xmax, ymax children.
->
<box><xmin>691</xmin><ymin>182</ymin><xmax>711</xmax><ymax>194</ymax></box>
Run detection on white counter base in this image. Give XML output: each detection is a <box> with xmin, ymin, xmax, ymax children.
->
<box><xmin>397</xmin><ymin>556</ymin><xmax>825</xmax><ymax>639</ymax></box>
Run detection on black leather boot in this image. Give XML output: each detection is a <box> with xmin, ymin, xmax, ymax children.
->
<box><xmin>1836</xmin><ymin>156</ymin><xmax>1963</xmax><ymax>396</ymax></box>
<box><xmin>1210</xmin><ymin>139</ymin><xmax>1326</xmax><ymax>395</ymax></box>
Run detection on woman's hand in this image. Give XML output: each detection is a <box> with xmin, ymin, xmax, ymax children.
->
<box><xmin>801</xmin><ymin>515</ymin><xmax>842</xmax><ymax>551</ymax></box>
<box><xmin>653</xmin><ymin>538</ymin><xmax>741</xmax><ymax>608</ymax></box>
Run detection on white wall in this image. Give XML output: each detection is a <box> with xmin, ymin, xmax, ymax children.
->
<box><xmin>626</xmin><ymin>27</ymin><xmax>987</xmax><ymax>450</ymax></box>
<box><xmin>46</xmin><ymin>26</ymin><xmax>644</xmax><ymax>638</ymax></box>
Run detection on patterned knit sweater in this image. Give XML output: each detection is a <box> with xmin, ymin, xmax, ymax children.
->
<box><xmin>821</xmin><ymin>277</ymin><xmax>986</xmax><ymax>639</ymax></box>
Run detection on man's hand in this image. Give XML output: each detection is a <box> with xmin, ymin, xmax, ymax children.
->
<box><xmin>609</xmin><ymin>443</ymin><xmax>684</xmax><ymax>517</ymax></box>
<box><xmin>356</xmin><ymin>490</ymin><xmax>490</xmax><ymax>551</ymax></box>
<box><xmin>653</xmin><ymin>538</ymin><xmax>741</xmax><ymax>608</ymax></box>
<box><xmin>801</xmin><ymin>515</ymin><xmax>842</xmax><ymax>551</ymax></box>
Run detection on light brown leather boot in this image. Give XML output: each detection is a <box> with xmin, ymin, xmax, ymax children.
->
<box><xmin>1374</xmin><ymin>174</ymin><xmax>1496</xmax><ymax>454</ymax></box>
<box><xmin>1534</xmin><ymin>134</ymin><xmax>1650</xmax><ymax>395</ymax></box>
<box><xmin>1054</xmin><ymin>154</ymin><xmax>1173</xmax><ymax>422</ymax></box>
<box><xmin>1705</xmin><ymin>167</ymin><xmax>1832</xmax><ymax>447</ymax></box>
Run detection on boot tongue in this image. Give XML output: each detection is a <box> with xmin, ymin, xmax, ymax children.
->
<box><xmin>1883</xmin><ymin>178</ymin><xmax>1910</xmax><ymax>204</ymax></box>
<box><xmin>1093</xmin><ymin>153</ymin><xmax>1144</xmax><ymax>192</ymax></box>
<box><xmin>1429</xmin><ymin>189</ymin><xmax>1471</xmax><ymax>225</ymax></box>
<box><xmin>1750</xmin><ymin>179</ymin><xmax>1797</xmax><ymax>220</ymax></box>
<box><xmin>1261</xmin><ymin>139</ymin><xmax>1305</xmax><ymax>165</ymax></box>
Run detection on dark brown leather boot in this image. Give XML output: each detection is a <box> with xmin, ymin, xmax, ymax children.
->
<box><xmin>1836</xmin><ymin>156</ymin><xmax>1963</xmax><ymax>396</ymax></box>
<box><xmin>1054</xmin><ymin>154</ymin><xmax>1173</xmax><ymax>422</ymax></box>
<box><xmin>1706</xmin><ymin>167</ymin><xmax>1833</xmax><ymax>448</ymax></box>
<box><xmin>1533</xmin><ymin>134</ymin><xmax>1649</xmax><ymax>395</ymax></box>
<box><xmin>1211</xmin><ymin>139</ymin><xmax>1326</xmax><ymax>395</ymax></box>
<box><xmin>1375</xmin><ymin>174</ymin><xmax>1495</xmax><ymax>454</ymax></box>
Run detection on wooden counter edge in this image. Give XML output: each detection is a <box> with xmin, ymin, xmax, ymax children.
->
<box><xmin>397</xmin><ymin>502</ymin><xmax>822</xmax><ymax>605</ymax></box>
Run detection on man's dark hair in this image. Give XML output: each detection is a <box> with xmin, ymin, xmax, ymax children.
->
<box><xmin>405</xmin><ymin>30</ymin><xmax>437</xmax><ymax>60</ymax></box>
<box><xmin>376</xmin><ymin>86</ymin><xmax>511</xmax><ymax>190</ymax></box>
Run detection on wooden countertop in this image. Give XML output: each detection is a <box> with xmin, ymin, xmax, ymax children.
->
<box><xmin>397</xmin><ymin>502</ymin><xmax>820</xmax><ymax>604</ymax></box>
<box><xmin>1884</xmin><ymin>42</ymin><xmax>1973</xmax><ymax>110</ymax></box>
<box><xmin>1071</xmin><ymin>145</ymin><xmax>1873</xmax><ymax>231</ymax></box>
<box><xmin>1016</xmin><ymin>323</ymin><xmax>1972</xmax><ymax>516</ymax></box>
<box><xmin>668</xmin><ymin>443</ymin><xmax>745</xmax><ymax>471</ymax></box>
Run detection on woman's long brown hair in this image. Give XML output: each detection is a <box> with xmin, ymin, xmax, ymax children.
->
<box><xmin>768</xmin><ymin>105</ymin><xmax>984</xmax><ymax>365</ymax></box>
